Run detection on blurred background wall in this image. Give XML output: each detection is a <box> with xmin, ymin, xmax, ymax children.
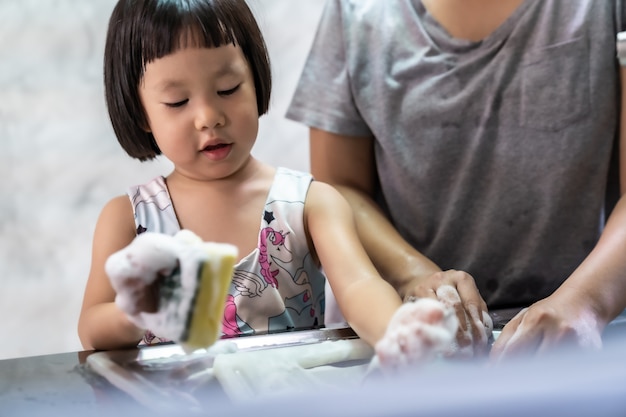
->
<box><xmin>0</xmin><ymin>0</ymin><xmax>326</xmax><ymax>359</ymax></box>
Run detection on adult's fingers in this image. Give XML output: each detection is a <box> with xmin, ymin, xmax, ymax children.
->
<box><xmin>435</xmin><ymin>284</ymin><xmax>472</xmax><ymax>352</ymax></box>
<box><xmin>489</xmin><ymin>307</ymin><xmax>522</xmax><ymax>359</ymax></box>
<box><xmin>490</xmin><ymin>309</ymin><xmax>544</xmax><ymax>361</ymax></box>
<box><xmin>438</xmin><ymin>271</ymin><xmax>490</xmax><ymax>354</ymax></box>
<box><xmin>454</xmin><ymin>271</ymin><xmax>488</xmax><ymax>311</ymax></box>
<box><xmin>403</xmin><ymin>270</ymin><xmax>491</xmax><ymax>357</ymax></box>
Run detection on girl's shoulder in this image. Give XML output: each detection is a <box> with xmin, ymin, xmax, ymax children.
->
<box><xmin>305</xmin><ymin>179</ymin><xmax>351</xmax><ymax>215</ymax></box>
<box><xmin>101</xmin><ymin>194</ymin><xmax>134</xmax><ymax>219</ymax></box>
<box><xmin>93</xmin><ymin>194</ymin><xmax>137</xmax><ymax>247</ymax></box>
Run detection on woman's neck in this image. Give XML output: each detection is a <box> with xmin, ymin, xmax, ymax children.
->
<box><xmin>422</xmin><ymin>0</ymin><xmax>525</xmax><ymax>42</ymax></box>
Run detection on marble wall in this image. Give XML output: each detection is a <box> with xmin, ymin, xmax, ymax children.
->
<box><xmin>0</xmin><ymin>0</ymin><xmax>325</xmax><ymax>359</ymax></box>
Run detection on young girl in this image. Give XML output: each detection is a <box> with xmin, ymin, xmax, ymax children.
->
<box><xmin>77</xmin><ymin>0</ymin><xmax>465</xmax><ymax>354</ymax></box>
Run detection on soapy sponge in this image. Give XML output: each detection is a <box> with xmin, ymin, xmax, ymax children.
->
<box><xmin>106</xmin><ymin>229</ymin><xmax>238</xmax><ymax>351</ymax></box>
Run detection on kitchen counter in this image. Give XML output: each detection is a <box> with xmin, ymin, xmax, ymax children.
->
<box><xmin>0</xmin><ymin>349</ymin><xmax>143</xmax><ymax>416</ymax></box>
<box><xmin>2</xmin><ymin>312</ymin><xmax>626</xmax><ymax>417</ymax></box>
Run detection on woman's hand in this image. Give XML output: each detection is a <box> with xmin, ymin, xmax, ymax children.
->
<box><xmin>402</xmin><ymin>270</ymin><xmax>492</xmax><ymax>357</ymax></box>
<box><xmin>490</xmin><ymin>293</ymin><xmax>603</xmax><ymax>361</ymax></box>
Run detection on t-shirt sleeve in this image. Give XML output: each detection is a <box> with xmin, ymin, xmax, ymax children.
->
<box><xmin>617</xmin><ymin>0</ymin><xmax>626</xmax><ymax>32</ymax></box>
<box><xmin>285</xmin><ymin>0</ymin><xmax>372</xmax><ymax>137</ymax></box>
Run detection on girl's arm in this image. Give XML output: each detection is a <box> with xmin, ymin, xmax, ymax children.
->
<box><xmin>78</xmin><ymin>196</ymin><xmax>144</xmax><ymax>350</ymax></box>
<box><xmin>305</xmin><ymin>180</ymin><xmax>404</xmax><ymax>346</ymax></box>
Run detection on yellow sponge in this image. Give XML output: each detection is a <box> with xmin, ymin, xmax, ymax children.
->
<box><xmin>107</xmin><ymin>229</ymin><xmax>238</xmax><ymax>352</ymax></box>
<box><xmin>181</xmin><ymin>241</ymin><xmax>238</xmax><ymax>350</ymax></box>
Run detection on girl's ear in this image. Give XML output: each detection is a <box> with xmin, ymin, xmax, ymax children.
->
<box><xmin>139</xmin><ymin>115</ymin><xmax>152</xmax><ymax>133</ymax></box>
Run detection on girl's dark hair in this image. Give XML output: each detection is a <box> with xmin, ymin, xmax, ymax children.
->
<box><xmin>104</xmin><ymin>0</ymin><xmax>272</xmax><ymax>161</ymax></box>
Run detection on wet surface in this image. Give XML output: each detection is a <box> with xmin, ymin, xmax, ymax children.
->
<box><xmin>2</xmin><ymin>310</ymin><xmax>626</xmax><ymax>416</ymax></box>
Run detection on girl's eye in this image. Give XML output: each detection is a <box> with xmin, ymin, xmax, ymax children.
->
<box><xmin>164</xmin><ymin>99</ymin><xmax>188</xmax><ymax>108</ymax></box>
<box><xmin>218</xmin><ymin>85</ymin><xmax>240</xmax><ymax>96</ymax></box>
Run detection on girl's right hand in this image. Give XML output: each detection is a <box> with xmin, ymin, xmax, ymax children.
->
<box><xmin>105</xmin><ymin>232</ymin><xmax>180</xmax><ymax>330</ymax></box>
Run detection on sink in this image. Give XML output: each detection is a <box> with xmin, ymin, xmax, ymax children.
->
<box><xmin>85</xmin><ymin>325</ymin><xmax>372</xmax><ymax>412</ymax></box>
<box><xmin>84</xmin><ymin>309</ymin><xmax>626</xmax><ymax>412</ymax></box>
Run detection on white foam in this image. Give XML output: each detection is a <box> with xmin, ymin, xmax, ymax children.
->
<box><xmin>106</xmin><ymin>230</ymin><xmax>238</xmax><ymax>348</ymax></box>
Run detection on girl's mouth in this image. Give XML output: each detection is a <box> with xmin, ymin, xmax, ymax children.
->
<box><xmin>203</xmin><ymin>143</ymin><xmax>227</xmax><ymax>151</ymax></box>
<box><xmin>201</xmin><ymin>143</ymin><xmax>232</xmax><ymax>161</ymax></box>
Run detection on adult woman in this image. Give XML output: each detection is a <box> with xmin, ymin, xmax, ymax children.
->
<box><xmin>286</xmin><ymin>0</ymin><xmax>626</xmax><ymax>358</ymax></box>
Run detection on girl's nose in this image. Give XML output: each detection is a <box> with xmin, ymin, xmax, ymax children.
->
<box><xmin>194</xmin><ymin>100</ymin><xmax>225</xmax><ymax>130</ymax></box>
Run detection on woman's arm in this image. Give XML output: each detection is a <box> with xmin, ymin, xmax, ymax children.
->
<box><xmin>310</xmin><ymin>128</ymin><xmax>442</xmax><ymax>295</ymax></box>
<box><xmin>309</xmin><ymin>129</ymin><xmax>489</xmax><ymax>351</ymax></box>
<box><xmin>77</xmin><ymin>196</ymin><xmax>144</xmax><ymax>350</ymax></box>
<box><xmin>491</xmin><ymin>66</ymin><xmax>626</xmax><ymax>360</ymax></box>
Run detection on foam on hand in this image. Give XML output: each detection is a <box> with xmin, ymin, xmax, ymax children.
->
<box><xmin>373</xmin><ymin>298</ymin><xmax>459</xmax><ymax>373</ymax></box>
<box><xmin>435</xmin><ymin>285</ymin><xmax>493</xmax><ymax>358</ymax></box>
<box><xmin>372</xmin><ymin>285</ymin><xmax>494</xmax><ymax>374</ymax></box>
<box><xmin>105</xmin><ymin>230</ymin><xmax>238</xmax><ymax>352</ymax></box>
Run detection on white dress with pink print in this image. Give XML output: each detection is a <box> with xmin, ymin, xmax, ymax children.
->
<box><xmin>127</xmin><ymin>167</ymin><xmax>327</xmax><ymax>345</ymax></box>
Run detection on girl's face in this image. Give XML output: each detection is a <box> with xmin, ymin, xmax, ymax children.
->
<box><xmin>139</xmin><ymin>43</ymin><xmax>259</xmax><ymax>181</ymax></box>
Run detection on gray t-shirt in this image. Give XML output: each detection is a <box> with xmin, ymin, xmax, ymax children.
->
<box><xmin>286</xmin><ymin>0</ymin><xmax>622</xmax><ymax>308</ymax></box>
